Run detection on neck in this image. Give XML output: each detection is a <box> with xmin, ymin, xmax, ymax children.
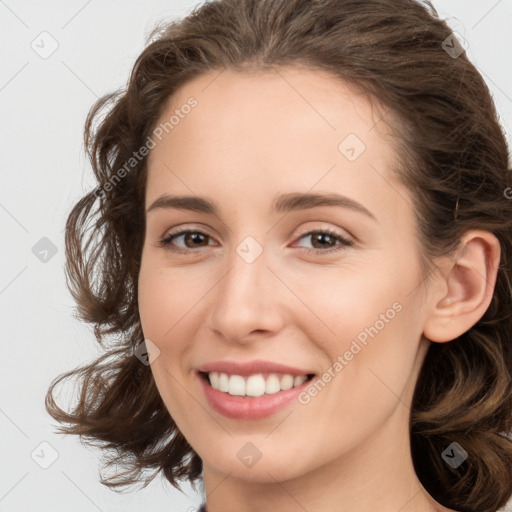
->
<box><xmin>201</xmin><ymin>405</ymin><xmax>446</xmax><ymax>512</ymax></box>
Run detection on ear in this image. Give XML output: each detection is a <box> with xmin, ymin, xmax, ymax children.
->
<box><xmin>422</xmin><ymin>230</ymin><xmax>501</xmax><ymax>343</ymax></box>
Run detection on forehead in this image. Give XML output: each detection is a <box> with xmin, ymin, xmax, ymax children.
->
<box><xmin>145</xmin><ymin>66</ymin><xmax>409</xmax><ymax>223</ymax></box>
<box><xmin>152</xmin><ymin>66</ymin><xmax>394</xmax><ymax>154</ymax></box>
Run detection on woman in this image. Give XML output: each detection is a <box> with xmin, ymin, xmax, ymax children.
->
<box><xmin>45</xmin><ymin>1</ymin><xmax>512</xmax><ymax>511</ymax></box>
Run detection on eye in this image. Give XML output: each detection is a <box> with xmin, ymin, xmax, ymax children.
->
<box><xmin>157</xmin><ymin>227</ymin><xmax>354</xmax><ymax>255</ymax></box>
<box><xmin>294</xmin><ymin>229</ymin><xmax>354</xmax><ymax>255</ymax></box>
<box><xmin>158</xmin><ymin>229</ymin><xmax>215</xmax><ymax>254</ymax></box>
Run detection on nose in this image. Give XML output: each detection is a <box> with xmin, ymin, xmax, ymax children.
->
<box><xmin>207</xmin><ymin>238</ymin><xmax>285</xmax><ymax>345</ymax></box>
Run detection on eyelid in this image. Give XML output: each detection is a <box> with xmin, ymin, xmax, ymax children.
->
<box><xmin>159</xmin><ymin>223</ymin><xmax>352</xmax><ymax>242</ymax></box>
<box><xmin>161</xmin><ymin>223</ymin><xmax>215</xmax><ymax>239</ymax></box>
<box><xmin>294</xmin><ymin>221</ymin><xmax>354</xmax><ymax>240</ymax></box>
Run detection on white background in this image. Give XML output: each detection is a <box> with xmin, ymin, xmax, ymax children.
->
<box><xmin>1</xmin><ymin>1</ymin><xmax>511</xmax><ymax>511</ymax></box>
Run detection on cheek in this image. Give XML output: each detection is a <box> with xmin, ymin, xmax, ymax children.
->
<box><xmin>320</xmin><ymin>294</ymin><xmax>422</xmax><ymax>420</ymax></box>
<box><xmin>300</xmin><ymin>260</ymin><xmax>422</xmax><ymax>393</ymax></box>
<box><xmin>137</xmin><ymin>261</ymin><xmax>209</xmax><ymax>405</ymax></box>
<box><xmin>138</xmin><ymin>263</ymin><xmax>200</xmax><ymax>424</ymax></box>
<box><xmin>138</xmin><ymin>261</ymin><xmax>201</xmax><ymax>341</ymax></box>
<box><xmin>295</xmin><ymin>264</ymin><xmax>408</xmax><ymax>344</ymax></box>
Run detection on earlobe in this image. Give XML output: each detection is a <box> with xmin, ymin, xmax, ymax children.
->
<box><xmin>423</xmin><ymin>230</ymin><xmax>501</xmax><ymax>343</ymax></box>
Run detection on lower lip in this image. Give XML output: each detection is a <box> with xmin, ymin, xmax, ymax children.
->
<box><xmin>197</xmin><ymin>372</ymin><xmax>313</xmax><ymax>420</ymax></box>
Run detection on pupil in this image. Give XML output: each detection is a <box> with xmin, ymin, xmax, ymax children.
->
<box><xmin>314</xmin><ymin>233</ymin><xmax>332</xmax><ymax>248</ymax></box>
<box><xmin>187</xmin><ymin>233</ymin><xmax>205</xmax><ymax>247</ymax></box>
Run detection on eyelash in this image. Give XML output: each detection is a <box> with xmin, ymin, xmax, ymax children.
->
<box><xmin>157</xmin><ymin>228</ymin><xmax>354</xmax><ymax>255</ymax></box>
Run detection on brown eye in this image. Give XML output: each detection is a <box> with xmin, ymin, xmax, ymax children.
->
<box><xmin>159</xmin><ymin>230</ymin><xmax>214</xmax><ymax>252</ymax></box>
<box><xmin>295</xmin><ymin>229</ymin><xmax>354</xmax><ymax>255</ymax></box>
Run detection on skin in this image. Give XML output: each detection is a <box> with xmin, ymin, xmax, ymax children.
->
<box><xmin>137</xmin><ymin>66</ymin><xmax>500</xmax><ymax>512</ymax></box>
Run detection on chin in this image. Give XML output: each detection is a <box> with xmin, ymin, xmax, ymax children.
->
<box><xmin>214</xmin><ymin>460</ymin><xmax>301</xmax><ymax>483</ymax></box>
<box><xmin>200</xmin><ymin>442</ymin><xmax>317</xmax><ymax>483</ymax></box>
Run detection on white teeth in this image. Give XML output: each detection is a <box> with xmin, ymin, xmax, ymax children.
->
<box><xmin>228</xmin><ymin>375</ymin><xmax>246</xmax><ymax>396</ymax></box>
<box><xmin>209</xmin><ymin>371</ymin><xmax>220</xmax><ymax>389</ymax></box>
<box><xmin>207</xmin><ymin>371</ymin><xmax>310</xmax><ymax>396</ymax></box>
<box><xmin>246</xmin><ymin>375</ymin><xmax>266</xmax><ymax>397</ymax></box>
<box><xmin>218</xmin><ymin>372</ymin><xmax>229</xmax><ymax>392</ymax></box>
<box><xmin>294</xmin><ymin>375</ymin><xmax>307</xmax><ymax>387</ymax></box>
<box><xmin>280</xmin><ymin>374</ymin><xmax>294</xmax><ymax>390</ymax></box>
<box><xmin>265</xmin><ymin>374</ymin><xmax>281</xmax><ymax>394</ymax></box>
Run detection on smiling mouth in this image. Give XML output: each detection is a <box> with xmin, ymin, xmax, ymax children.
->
<box><xmin>198</xmin><ymin>371</ymin><xmax>316</xmax><ymax>397</ymax></box>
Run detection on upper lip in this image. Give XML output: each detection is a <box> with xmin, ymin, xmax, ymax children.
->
<box><xmin>197</xmin><ymin>359</ymin><xmax>316</xmax><ymax>377</ymax></box>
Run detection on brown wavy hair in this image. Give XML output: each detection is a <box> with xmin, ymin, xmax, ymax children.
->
<box><xmin>45</xmin><ymin>0</ymin><xmax>512</xmax><ymax>510</ymax></box>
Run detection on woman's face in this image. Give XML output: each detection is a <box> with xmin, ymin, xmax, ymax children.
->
<box><xmin>138</xmin><ymin>67</ymin><xmax>433</xmax><ymax>482</ymax></box>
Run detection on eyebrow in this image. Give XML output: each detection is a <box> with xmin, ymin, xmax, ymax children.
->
<box><xmin>146</xmin><ymin>192</ymin><xmax>377</xmax><ymax>221</ymax></box>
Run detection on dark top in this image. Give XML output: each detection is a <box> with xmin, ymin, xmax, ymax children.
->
<box><xmin>198</xmin><ymin>504</ymin><xmax>207</xmax><ymax>512</ymax></box>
